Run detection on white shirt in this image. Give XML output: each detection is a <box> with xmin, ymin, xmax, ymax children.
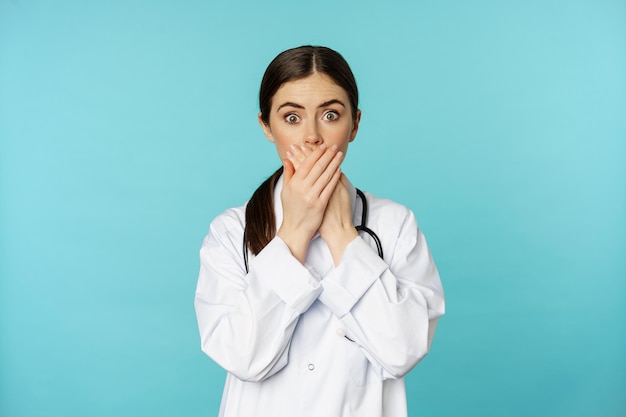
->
<box><xmin>195</xmin><ymin>175</ymin><xmax>445</xmax><ymax>417</ymax></box>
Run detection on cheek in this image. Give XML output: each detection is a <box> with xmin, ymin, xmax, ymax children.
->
<box><xmin>269</xmin><ymin>128</ymin><xmax>294</xmax><ymax>155</ymax></box>
<box><xmin>324</xmin><ymin>123</ymin><xmax>353</xmax><ymax>142</ymax></box>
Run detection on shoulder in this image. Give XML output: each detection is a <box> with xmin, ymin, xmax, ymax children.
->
<box><xmin>204</xmin><ymin>204</ymin><xmax>247</xmax><ymax>248</ymax></box>
<box><xmin>361</xmin><ymin>190</ymin><xmax>417</xmax><ymax>229</ymax></box>
<box><xmin>358</xmin><ymin>191</ymin><xmax>430</xmax><ymax>264</ymax></box>
<box><xmin>198</xmin><ymin>204</ymin><xmax>249</xmax><ymax>285</ymax></box>
<box><xmin>209</xmin><ymin>204</ymin><xmax>246</xmax><ymax>232</ymax></box>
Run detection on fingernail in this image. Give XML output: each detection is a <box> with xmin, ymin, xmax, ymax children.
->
<box><xmin>286</xmin><ymin>151</ymin><xmax>293</xmax><ymax>158</ymax></box>
<box><xmin>300</xmin><ymin>145</ymin><xmax>307</xmax><ymax>152</ymax></box>
<box><xmin>336</xmin><ymin>151</ymin><xmax>344</xmax><ymax>158</ymax></box>
<box><xmin>290</xmin><ymin>144</ymin><xmax>297</xmax><ymax>152</ymax></box>
<box><xmin>331</xmin><ymin>145</ymin><xmax>338</xmax><ymax>151</ymax></box>
<box><xmin>320</xmin><ymin>144</ymin><xmax>326</xmax><ymax>150</ymax></box>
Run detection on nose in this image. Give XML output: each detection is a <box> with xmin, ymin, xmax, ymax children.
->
<box><xmin>305</xmin><ymin>120</ymin><xmax>323</xmax><ymax>146</ymax></box>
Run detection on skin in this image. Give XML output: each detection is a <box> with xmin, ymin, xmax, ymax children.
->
<box><xmin>258</xmin><ymin>72</ymin><xmax>362</xmax><ymax>265</ymax></box>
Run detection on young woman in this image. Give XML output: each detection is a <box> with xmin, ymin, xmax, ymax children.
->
<box><xmin>195</xmin><ymin>46</ymin><xmax>445</xmax><ymax>417</ymax></box>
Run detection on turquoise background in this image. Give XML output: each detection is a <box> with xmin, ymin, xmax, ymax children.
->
<box><xmin>1</xmin><ymin>1</ymin><xmax>624</xmax><ymax>416</ymax></box>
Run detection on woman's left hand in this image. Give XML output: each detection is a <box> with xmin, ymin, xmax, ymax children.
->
<box><xmin>318</xmin><ymin>175</ymin><xmax>358</xmax><ymax>264</ymax></box>
<box><xmin>286</xmin><ymin>146</ymin><xmax>358</xmax><ymax>265</ymax></box>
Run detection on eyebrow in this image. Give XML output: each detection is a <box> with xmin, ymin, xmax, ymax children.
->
<box><xmin>276</xmin><ymin>99</ymin><xmax>346</xmax><ymax>112</ymax></box>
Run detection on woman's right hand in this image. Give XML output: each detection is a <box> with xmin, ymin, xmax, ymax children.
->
<box><xmin>277</xmin><ymin>144</ymin><xmax>344</xmax><ymax>263</ymax></box>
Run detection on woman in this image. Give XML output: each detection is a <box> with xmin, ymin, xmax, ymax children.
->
<box><xmin>195</xmin><ymin>45</ymin><xmax>445</xmax><ymax>417</ymax></box>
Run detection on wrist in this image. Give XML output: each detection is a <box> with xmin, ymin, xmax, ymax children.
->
<box><xmin>323</xmin><ymin>226</ymin><xmax>358</xmax><ymax>265</ymax></box>
<box><xmin>277</xmin><ymin>227</ymin><xmax>311</xmax><ymax>264</ymax></box>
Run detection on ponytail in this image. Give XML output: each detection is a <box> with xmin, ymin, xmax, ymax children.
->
<box><xmin>244</xmin><ymin>166</ymin><xmax>284</xmax><ymax>255</ymax></box>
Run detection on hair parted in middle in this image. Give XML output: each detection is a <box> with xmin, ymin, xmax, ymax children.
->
<box><xmin>245</xmin><ymin>45</ymin><xmax>359</xmax><ymax>258</ymax></box>
<box><xmin>258</xmin><ymin>45</ymin><xmax>359</xmax><ymax>125</ymax></box>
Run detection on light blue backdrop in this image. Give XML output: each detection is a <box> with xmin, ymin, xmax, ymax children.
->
<box><xmin>1</xmin><ymin>1</ymin><xmax>624</xmax><ymax>416</ymax></box>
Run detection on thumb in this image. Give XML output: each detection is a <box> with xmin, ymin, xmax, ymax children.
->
<box><xmin>339</xmin><ymin>172</ymin><xmax>348</xmax><ymax>186</ymax></box>
<box><xmin>282</xmin><ymin>159</ymin><xmax>295</xmax><ymax>182</ymax></box>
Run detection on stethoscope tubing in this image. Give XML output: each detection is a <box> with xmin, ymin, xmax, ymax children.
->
<box><xmin>355</xmin><ymin>189</ymin><xmax>384</xmax><ymax>261</ymax></box>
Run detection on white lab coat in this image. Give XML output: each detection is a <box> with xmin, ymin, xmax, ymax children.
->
<box><xmin>195</xmin><ymin>175</ymin><xmax>445</xmax><ymax>417</ymax></box>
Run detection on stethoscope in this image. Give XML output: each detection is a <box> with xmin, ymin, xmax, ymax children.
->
<box><xmin>243</xmin><ymin>189</ymin><xmax>383</xmax><ymax>273</ymax></box>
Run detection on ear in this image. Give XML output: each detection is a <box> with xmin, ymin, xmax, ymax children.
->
<box><xmin>348</xmin><ymin>109</ymin><xmax>362</xmax><ymax>143</ymax></box>
<box><xmin>258</xmin><ymin>113</ymin><xmax>275</xmax><ymax>143</ymax></box>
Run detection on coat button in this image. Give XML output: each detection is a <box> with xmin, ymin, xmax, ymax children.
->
<box><xmin>336</xmin><ymin>328</ymin><xmax>346</xmax><ymax>337</ymax></box>
<box><xmin>307</xmin><ymin>363</ymin><xmax>315</xmax><ymax>371</ymax></box>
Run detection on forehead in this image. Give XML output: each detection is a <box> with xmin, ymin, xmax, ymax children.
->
<box><xmin>272</xmin><ymin>73</ymin><xmax>349</xmax><ymax>107</ymax></box>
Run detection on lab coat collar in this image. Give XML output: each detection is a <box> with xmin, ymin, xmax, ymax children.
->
<box><xmin>273</xmin><ymin>172</ymin><xmax>357</xmax><ymax>240</ymax></box>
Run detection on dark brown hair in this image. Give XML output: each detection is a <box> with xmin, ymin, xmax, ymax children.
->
<box><xmin>245</xmin><ymin>46</ymin><xmax>359</xmax><ymax>257</ymax></box>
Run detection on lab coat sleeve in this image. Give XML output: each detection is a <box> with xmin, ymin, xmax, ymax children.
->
<box><xmin>194</xmin><ymin>210</ymin><xmax>322</xmax><ymax>382</ymax></box>
<box><xmin>317</xmin><ymin>206</ymin><xmax>445</xmax><ymax>379</ymax></box>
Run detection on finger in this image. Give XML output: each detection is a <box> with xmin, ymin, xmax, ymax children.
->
<box><xmin>318</xmin><ymin>165</ymin><xmax>343</xmax><ymax>203</ymax></box>
<box><xmin>310</xmin><ymin>149</ymin><xmax>344</xmax><ymax>192</ymax></box>
<box><xmin>290</xmin><ymin>144</ymin><xmax>327</xmax><ymax>178</ymax></box>
<box><xmin>299</xmin><ymin>145</ymin><xmax>313</xmax><ymax>158</ymax></box>
<box><xmin>289</xmin><ymin>144</ymin><xmax>308</xmax><ymax>169</ymax></box>
<box><xmin>285</xmin><ymin>149</ymin><xmax>299</xmax><ymax>171</ymax></box>
<box><xmin>301</xmin><ymin>146</ymin><xmax>339</xmax><ymax>186</ymax></box>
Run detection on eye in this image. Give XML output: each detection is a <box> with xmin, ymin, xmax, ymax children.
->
<box><xmin>323</xmin><ymin>111</ymin><xmax>339</xmax><ymax>121</ymax></box>
<box><xmin>285</xmin><ymin>113</ymin><xmax>300</xmax><ymax>124</ymax></box>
